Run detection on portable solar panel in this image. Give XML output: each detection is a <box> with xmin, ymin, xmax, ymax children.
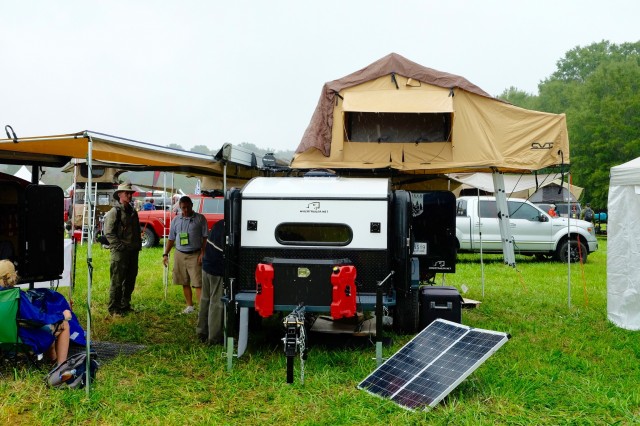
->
<box><xmin>358</xmin><ymin>318</ymin><xmax>510</xmax><ymax>411</ymax></box>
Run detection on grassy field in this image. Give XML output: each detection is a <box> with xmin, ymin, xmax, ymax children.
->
<box><xmin>2</xmin><ymin>237</ymin><xmax>639</xmax><ymax>425</ymax></box>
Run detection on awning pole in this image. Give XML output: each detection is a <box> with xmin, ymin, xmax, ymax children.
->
<box><xmin>84</xmin><ymin>133</ymin><xmax>94</xmax><ymax>396</ymax></box>
<box><xmin>478</xmin><ymin>188</ymin><xmax>485</xmax><ymax>298</ymax></box>
<box><xmin>163</xmin><ymin>172</ymin><xmax>168</xmax><ymax>300</ymax></box>
<box><xmin>70</xmin><ymin>159</ymin><xmax>78</xmax><ymax>305</ymax></box>
<box><xmin>567</xmin><ymin>172</ymin><xmax>572</xmax><ymax>308</ymax></box>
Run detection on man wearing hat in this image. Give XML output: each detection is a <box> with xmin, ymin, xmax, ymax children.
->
<box><xmin>104</xmin><ymin>182</ymin><xmax>142</xmax><ymax>316</ymax></box>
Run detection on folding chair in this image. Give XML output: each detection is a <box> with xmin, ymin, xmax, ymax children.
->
<box><xmin>0</xmin><ymin>288</ymin><xmax>34</xmax><ymax>368</ymax></box>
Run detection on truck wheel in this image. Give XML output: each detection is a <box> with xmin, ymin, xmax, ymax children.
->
<box><xmin>393</xmin><ymin>288</ymin><xmax>420</xmax><ymax>334</ymax></box>
<box><xmin>141</xmin><ymin>227</ymin><xmax>157</xmax><ymax>248</ymax></box>
<box><xmin>556</xmin><ymin>239</ymin><xmax>588</xmax><ymax>263</ymax></box>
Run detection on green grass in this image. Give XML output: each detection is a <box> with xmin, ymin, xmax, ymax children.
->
<box><xmin>2</xmin><ymin>237</ymin><xmax>639</xmax><ymax>425</ymax></box>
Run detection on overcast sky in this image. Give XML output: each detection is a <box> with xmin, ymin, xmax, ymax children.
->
<box><xmin>1</xmin><ymin>1</ymin><xmax>638</xmax><ymax>153</ymax></box>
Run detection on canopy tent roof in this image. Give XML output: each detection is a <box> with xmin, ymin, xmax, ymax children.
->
<box><xmin>292</xmin><ymin>53</ymin><xmax>570</xmax><ymax>174</ymax></box>
<box><xmin>0</xmin><ymin>131</ymin><xmax>265</xmax><ymax>186</ymax></box>
<box><xmin>448</xmin><ymin>172</ymin><xmax>583</xmax><ymax>201</ymax></box>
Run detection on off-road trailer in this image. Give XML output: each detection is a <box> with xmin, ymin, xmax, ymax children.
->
<box><xmin>223</xmin><ymin>173</ymin><xmax>457</xmax><ymax>378</ymax></box>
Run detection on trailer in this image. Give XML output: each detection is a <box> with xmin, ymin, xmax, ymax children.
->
<box><xmin>223</xmin><ymin>173</ymin><xmax>457</xmax><ymax>368</ymax></box>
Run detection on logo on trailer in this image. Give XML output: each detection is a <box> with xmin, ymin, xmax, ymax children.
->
<box><xmin>300</xmin><ymin>201</ymin><xmax>328</xmax><ymax>214</ymax></box>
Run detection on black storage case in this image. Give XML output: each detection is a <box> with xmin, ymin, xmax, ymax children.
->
<box><xmin>419</xmin><ymin>286</ymin><xmax>463</xmax><ymax>329</ymax></box>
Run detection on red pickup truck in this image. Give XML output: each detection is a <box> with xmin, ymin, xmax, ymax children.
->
<box><xmin>137</xmin><ymin>195</ymin><xmax>224</xmax><ymax>248</ymax></box>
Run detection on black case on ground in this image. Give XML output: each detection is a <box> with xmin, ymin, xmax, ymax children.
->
<box><xmin>419</xmin><ymin>286</ymin><xmax>463</xmax><ymax>329</ymax></box>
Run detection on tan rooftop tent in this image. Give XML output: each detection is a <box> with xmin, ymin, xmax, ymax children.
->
<box><xmin>292</xmin><ymin>53</ymin><xmax>569</xmax><ymax>174</ymax></box>
<box><xmin>292</xmin><ymin>53</ymin><xmax>572</xmax><ymax>269</ymax></box>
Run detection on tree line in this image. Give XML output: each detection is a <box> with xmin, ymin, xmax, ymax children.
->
<box><xmin>499</xmin><ymin>40</ymin><xmax>640</xmax><ymax>211</ymax></box>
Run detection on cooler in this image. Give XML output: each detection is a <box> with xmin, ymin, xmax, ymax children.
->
<box><xmin>419</xmin><ymin>286</ymin><xmax>463</xmax><ymax>329</ymax></box>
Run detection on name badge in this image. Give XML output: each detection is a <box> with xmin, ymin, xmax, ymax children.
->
<box><xmin>179</xmin><ymin>232</ymin><xmax>189</xmax><ymax>246</ymax></box>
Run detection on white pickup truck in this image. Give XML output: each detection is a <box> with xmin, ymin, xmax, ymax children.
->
<box><xmin>455</xmin><ymin>196</ymin><xmax>598</xmax><ymax>262</ymax></box>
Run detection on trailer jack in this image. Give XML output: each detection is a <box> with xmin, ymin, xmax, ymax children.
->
<box><xmin>282</xmin><ymin>305</ymin><xmax>308</xmax><ymax>384</ymax></box>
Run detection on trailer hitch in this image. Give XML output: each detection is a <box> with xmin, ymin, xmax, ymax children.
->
<box><xmin>282</xmin><ymin>304</ymin><xmax>308</xmax><ymax>384</ymax></box>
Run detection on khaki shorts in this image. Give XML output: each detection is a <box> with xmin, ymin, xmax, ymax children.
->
<box><xmin>172</xmin><ymin>250</ymin><xmax>202</xmax><ymax>287</ymax></box>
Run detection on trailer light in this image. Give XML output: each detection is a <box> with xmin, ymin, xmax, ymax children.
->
<box><xmin>297</xmin><ymin>267</ymin><xmax>311</xmax><ymax>278</ymax></box>
<box><xmin>332</xmin><ymin>266</ymin><xmax>340</xmax><ymax>273</ymax></box>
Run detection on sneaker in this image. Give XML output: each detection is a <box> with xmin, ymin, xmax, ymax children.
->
<box><xmin>181</xmin><ymin>305</ymin><xmax>195</xmax><ymax>314</ymax></box>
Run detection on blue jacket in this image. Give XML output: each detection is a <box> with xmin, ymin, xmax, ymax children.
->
<box><xmin>15</xmin><ymin>288</ymin><xmax>86</xmax><ymax>355</ymax></box>
<box><xmin>202</xmin><ymin>220</ymin><xmax>224</xmax><ymax>276</ymax></box>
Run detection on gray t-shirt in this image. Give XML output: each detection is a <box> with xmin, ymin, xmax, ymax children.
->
<box><xmin>168</xmin><ymin>212</ymin><xmax>208</xmax><ymax>251</ymax></box>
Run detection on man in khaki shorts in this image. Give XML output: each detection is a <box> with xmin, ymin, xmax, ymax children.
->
<box><xmin>162</xmin><ymin>196</ymin><xmax>208</xmax><ymax>314</ymax></box>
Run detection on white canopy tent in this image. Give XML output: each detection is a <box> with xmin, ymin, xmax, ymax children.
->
<box><xmin>447</xmin><ymin>172</ymin><xmax>583</xmax><ymax>202</ymax></box>
<box><xmin>607</xmin><ymin>156</ymin><xmax>640</xmax><ymax>330</ymax></box>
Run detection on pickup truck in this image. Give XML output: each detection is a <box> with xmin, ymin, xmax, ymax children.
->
<box><xmin>455</xmin><ymin>196</ymin><xmax>598</xmax><ymax>262</ymax></box>
<box><xmin>137</xmin><ymin>195</ymin><xmax>224</xmax><ymax>248</ymax></box>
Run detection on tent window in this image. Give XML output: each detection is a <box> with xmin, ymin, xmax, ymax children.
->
<box><xmin>79</xmin><ymin>165</ymin><xmax>106</xmax><ymax>178</ymax></box>
<box><xmin>345</xmin><ymin>112</ymin><xmax>451</xmax><ymax>143</ymax></box>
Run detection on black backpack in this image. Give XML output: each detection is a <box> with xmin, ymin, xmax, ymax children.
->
<box><xmin>46</xmin><ymin>350</ymin><xmax>99</xmax><ymax>389</ymax></box>
<box><xmin>584</xmin><ymin>208</ymin><xmax>594</xmax><ymax>221</ymax></box>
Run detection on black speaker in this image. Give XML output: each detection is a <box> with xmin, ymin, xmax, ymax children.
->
<box><xmin>23</xmin><ymin>185</ymin><xmax>64</xmax><ymax>281</ymax></box>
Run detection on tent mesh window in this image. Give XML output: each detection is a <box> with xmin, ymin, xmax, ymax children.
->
<box><xmin>345</xmin><ymin>112</ymin><xmax>452</xmax><ymax>143</ymax></box>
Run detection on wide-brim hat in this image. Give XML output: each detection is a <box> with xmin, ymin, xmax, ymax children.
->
<box><xmin>113</xmin><ymin>182</ymin><xmax>135</xmax><ymax>200</ymax></box>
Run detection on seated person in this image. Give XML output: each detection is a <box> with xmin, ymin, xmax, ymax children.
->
<box><xmin>0</xmin><ymin>260</ymin><xmax>85</xmax><ymax>366</ymax></box>
<box><xmin>142</xmin><ymin>199</ymin><xmax>155</xmax><ymax>210</ymax></box>
<box><xmin>548</xmin><ymin>205</ymin><xmax>558</xmax><ymax>217</ymax></box>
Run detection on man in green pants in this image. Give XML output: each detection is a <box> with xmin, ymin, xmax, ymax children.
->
<box><xmin>197</xmin><ymin>219</ymin><xmax>225</xmax><ymax>345</ymax></box>
<box><xmin>104</xmin><ymin>182</ymin><xmax>142</xmax><ymax>316</ymax></box>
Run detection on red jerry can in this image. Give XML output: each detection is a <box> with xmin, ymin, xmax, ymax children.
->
<box><xmin>254</xmin><ymin>263</ymin><xmax>274</xmax><ymax>318</ymax></box>
<box><xmin>330</xmin><ymin>265</ymin><xmax>357</xmax><ymax>319</ymax></box>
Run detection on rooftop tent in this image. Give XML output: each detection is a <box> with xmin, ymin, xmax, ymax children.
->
<box><xmin>291</xmin><ymin>53</ymin><xmax>570</xmax><ymax>174</ymax></box>
<box><xmin>607</xmin><ymin>156</ymin><xmax>640</xmax><ymax>330</ymax></box>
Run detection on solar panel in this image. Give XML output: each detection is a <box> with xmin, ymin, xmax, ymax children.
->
<box><xmin>358</xmin><ymin>319</ymin><xmax>510</xmax><ymax>411</ymax></box>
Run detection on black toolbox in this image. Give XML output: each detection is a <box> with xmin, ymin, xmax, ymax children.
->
<box><xmin>419</xmin><ymin>286</ymin><xmax>463</xmax><ymax>329</ymax></box>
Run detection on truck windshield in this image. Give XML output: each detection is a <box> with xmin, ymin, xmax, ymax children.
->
<box><xmin>275</xmin><ymin>223</ymin><xmax>353</xmax><ymax>246</ymax></box>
